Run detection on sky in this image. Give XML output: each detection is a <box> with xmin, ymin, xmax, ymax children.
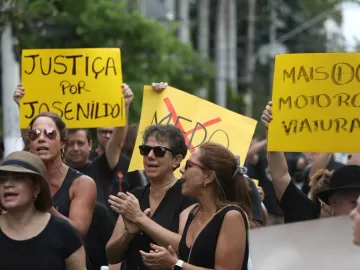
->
<box><xmin>342</xmin><ymin>2</ymin><xmax>360</xmax><ymax>51</ymax></box>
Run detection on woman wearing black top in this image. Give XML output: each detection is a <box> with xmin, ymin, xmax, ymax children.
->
<box><xmin>107</xmin><ymin>123</ymin><xmax>196</xmax><ymax>269</ymax></box>
<box><xmin>138</xmin><ymin>142</ymin><xmax>252</xmax><ymax>270</ymax></box>
<box><xmin>0</xmin><ymin>151</ymin><xmax>85</xmax><ymax>269</ymax></box>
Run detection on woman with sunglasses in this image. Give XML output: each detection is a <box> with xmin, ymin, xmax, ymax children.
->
<box><xmin>0</xmin><ymin>151</ymin><xmax>86</xmax><ymax>269</ymax></box>
<box><xmin>113</xmin><ymin>141</ymin><xmax>252</xmax><ymax>270</ymax></box>
<box><xmin>106</xmin><ymin>123</ymin><xmax>197</xmax><ymax>270</ymax></box>
<box><xmin>13</xmin><ymin>83</ymin><xmax>97</xmax><ymax>239</ymax></box>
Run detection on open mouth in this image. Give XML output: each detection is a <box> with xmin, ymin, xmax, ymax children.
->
<box><xmin>36</xmin><ymin>146</ymin><xmax>49</xmax><ymax>152</ymax></box>
<box><xmin>3</xmin><ymin>192</ymin><xmax>18</xmax><ymax>200</ymax></box>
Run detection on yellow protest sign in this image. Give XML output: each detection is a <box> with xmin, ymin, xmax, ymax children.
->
<box><xmin>268</xmin><ymin>53</ymin><xmax>360</xmax><ymax>153</ymax></box>
<box><xmin>20</xmin><ymin>48</ymin><xmax>124</xmax><ymax>128</ymax></box>
<box><xmin>129</xmin><ymin>86</ymin><xmax>257</xmax><ymax>178</ymax></box>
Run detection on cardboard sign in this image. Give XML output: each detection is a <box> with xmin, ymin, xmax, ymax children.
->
<box><xmin>129</xmin><ymin>86</ymin><xmax>257</xmax><ymax>178</ymax></box>
<box><xmin>268</xmin><ymin>53</ymin><xmax>360</xmax><ymax>152</ymax></box>
<box><xmin>250</xmin><ymin>216</ymin><xmax>360</xmax><ymax>269</ymax></box>
<box><xmin>20</xmin><ymin>48</ymin><xmax>125</xmax><ymax>128</ymax></box>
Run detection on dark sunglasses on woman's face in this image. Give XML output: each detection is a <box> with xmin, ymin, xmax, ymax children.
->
<box><xmin>28</xmin><ymin>128</ymin><xmax>57</xmax><ymax>141</ymax></box>
<box><xmin>139</xmin><ymin>145</ymin><xmax>173</xmax><ymax>158</ymax></box>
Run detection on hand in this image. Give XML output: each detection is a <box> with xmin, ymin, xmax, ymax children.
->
<box><xmin>123</xmin><ymin>208</ymin><xmax>151</xmax><ymax>235</ymax></box>
<box><xmin>257</xmin><ymin>186</ymin><xmax>265</xmax><ymax>201</ymax></box>
<box><xmin>108</xmin><ymin>192</ymin><xmax>144</xmax><ymax>223</ymax></box>
<box><xmin>122</xmin><ymin>83</ymin><xmax>134</xmax><ymax>108</ymax></box>
<box><xmin>123</xmin><ymin>217</ymin><xmax>139</xmax><ymax>235</ymax></box>
<box><xmin>261</xmin><ymin>101</ymin><xmax>273</xmax><ymax>130</ymax></box>
<box><xmin>140</xmin><ymin>244</ymin><xmax>178</xmax><ymax>270</ymax></box>
<box><xmin>152</xmin><ymin>82</ymin><xmax>168</xmax><ymax>93</ymax></box>
<box><xmin>13</xmin><ymin>83</ymin><xmax>25</xmax><ymax>106</ymax></box>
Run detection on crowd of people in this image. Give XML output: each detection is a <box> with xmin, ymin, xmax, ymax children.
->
<box><xmin>0</xmin><ymin>82</ymin><xmax>359</xmax><ymax>270</ymax></box>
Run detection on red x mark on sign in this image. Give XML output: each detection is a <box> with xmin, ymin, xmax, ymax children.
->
<box><xmin>163</xmin><ymin>97</ymin><xmax>222</xmax><ymax>153</ymax></box>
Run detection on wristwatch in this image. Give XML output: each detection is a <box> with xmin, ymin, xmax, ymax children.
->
<box><xmin>173</xmin><ymin>260</ymin><xmax>184</xmax><ymax>269</ymax></box>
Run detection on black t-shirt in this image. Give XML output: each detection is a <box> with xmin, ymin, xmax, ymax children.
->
<box><xmin>0</xmin><ymin>215</ymin><xmax>83</xmax><ymax>270</ymax></box>
<box><xmin>280</xmin><ymin>180</ymin><xmax>320</xmax><ymax>223</ymax></box>
<box><xmin>81</xmin><ymin>152</ymin><xmax>144</xmax><ymax>208</ymax></box>
<box><xmin>75</xmin><ymin>153</ymin><xmax>115</xmax><ymax>206</ymax></box>
<box><xmin>123</xmin><ymin>180</ymin><xmax>197</xmax><ymax>270</ymax></box>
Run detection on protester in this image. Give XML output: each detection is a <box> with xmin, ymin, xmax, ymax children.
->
<box><xmin>63</xmin><ymin>83</ymin><xmax>138</xmax><ymax>207</ymax></box>
<box><xmin>106</xmin><ymin>124</ymin><xmax>196</xmax><ymax>269</ymax></box>
<box><xmin>0</xmin><ymin>151</ymin><xmax>86</xmax><ymax>269</ymax></box>
<box><xmin>137</xmin><ymin>142</ymin><xmax>251</xmax><ymax>269</ymax></box>
<box><xmin>261</xmin><ymin>101</ymin><xmax>360</xmax><ymax>222</ymax></box>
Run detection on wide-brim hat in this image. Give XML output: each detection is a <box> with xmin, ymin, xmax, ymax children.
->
<box><xmin>0</xmin><ymin>151</ymin><xmax>52</xmax><ymax>212</ymax></box>
<box><xmin>317</xmin><ymin>165</ymin><xmax>360</xmax><ymax>204</ymax></box>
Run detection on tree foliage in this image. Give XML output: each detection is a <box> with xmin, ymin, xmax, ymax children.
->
<box><xmin>0</xmin><ymin>0</ymin><xmax>213</xmax><ymax>123</ymax></box>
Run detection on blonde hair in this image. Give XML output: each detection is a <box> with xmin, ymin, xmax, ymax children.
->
<box><xmin>309</xmin><ymin>169</ymin><xmax>334</xmax><ymax>202</ymax></box>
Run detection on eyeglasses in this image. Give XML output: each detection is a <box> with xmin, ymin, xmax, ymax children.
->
<box><xmin>28</xmin><ymin>129</ymin><xmax>57</xmax><ymax>141</ymax></box>
<box><xmin>139</xmin><ymin>145</ymin><xmax>173</xmax><ymax>158</ymax></box>
<box><xmin>185</xmin><ymin>160</ymin><xmax>207</xmax><ymax>171</ymax></box>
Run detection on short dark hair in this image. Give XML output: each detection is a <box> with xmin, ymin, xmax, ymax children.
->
<box><xmin>142</xmin><ymin>124</ymin><xmax>187</xmax><ymax>158</ymax></box>
<box><xmin>67</xmin><ymin>129</ymin><xmax>90</xmax><ymax>143</ymax></box>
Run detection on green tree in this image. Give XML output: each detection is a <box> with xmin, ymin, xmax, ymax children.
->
<box><xmin>1</xmin><ymin>0</ymin><xmax>213</xmax><ymax>124</ymax></box>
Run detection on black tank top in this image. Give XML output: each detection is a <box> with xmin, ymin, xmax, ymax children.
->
<box><xmin>52</xmin><ymin>168</ymin><xmax>82</xmax><ymax>218</ymax></box>
<box><xmin>178</xmin><ymin>205</ymin><xmax>249</xmax><ymax>269</ymax></box>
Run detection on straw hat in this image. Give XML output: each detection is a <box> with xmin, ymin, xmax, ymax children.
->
<box><xmin>0</xmin><ymin>151</ymin><xmax>52</xmax><ymax>212</ymax></box>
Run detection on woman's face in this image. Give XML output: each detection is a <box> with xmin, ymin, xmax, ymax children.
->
<box><xmin>142</xmin><ymin>136</ymin><xmax>180</xmax><ymax>180</ymax></box>
<box><xmin>180</xmin><ymin>150</ymin><xmax>212</xmax><ymax>197</ymax></box>
<box><xmin>0</xmin><ymin>172</ymin><xmax>38</xmax><ymax>211</ymax></box>
<box><xmin>350</xmin><ymin>196</ymin><xmax>360</xmax><ymax>245</ymax></box>
<box><xmin>29</xmin><ymin>117</ymin><xmax>64</xmax><ymax>162</ymax></box>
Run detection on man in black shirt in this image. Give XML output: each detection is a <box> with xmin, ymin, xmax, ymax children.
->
<box><xmin>64</xmin><ymin>83</ymin><xmax>135</xmax><ymax>208</ymax></box>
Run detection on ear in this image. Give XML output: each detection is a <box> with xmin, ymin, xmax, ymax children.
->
<box><xmin>172</xmin><ymin>154</ymin><xmax>184</xmax><ymax>170</ymax></box>
<box><xmin>203</xmin><ymin>170</ymin><xmax>216</xmax><ymax>185</ymax></box>
<box><xmin>89</xmin><ymin>140</ymin><xmax>93</xmax><ymax>150</ymax></box>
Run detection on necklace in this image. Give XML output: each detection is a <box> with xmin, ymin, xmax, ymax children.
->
<box><xmin>150</xmin><ymin>179</ymin><xmax>176</xmax><ymax>202</ymax></box>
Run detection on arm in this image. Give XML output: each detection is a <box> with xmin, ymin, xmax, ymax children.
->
<box><xmin>135</xmin><ymin>204</ymin><xmax>196</xmax><ymax>253</ymax></box>
<box><xmin>65</xmin><ymin>247</ymin><xmax>87</xmax><ymax>270</ymax></box>
<box><xmin>309</xmin><ymin>153</ymin><xmax>332</xmax><ymax>179</ymax></box>
<box><xmin>106</xmin><ymin>215</ymin><xmax>135</xmax><ymax>264</ymax></box>
<box><xmin>247</xmin><ymin>139</ymin><xmax>267</xmax><ymax>157</ymax></box>
<box><xmin>267</xmin><ymin>151</ymin><xmax>291</xmax><ymax>201</ymax></box>
<box><xmin>105</xmin><ymin>83</ymin><xmax>133</xmax><ymax>169</ymax></box>
<box><xmin>51</xmin><ymin>175</ymin><xmax>96</xmax><ymax>238</ymax></box>
<box><xmin>181</xmin><ymin>210</ymin><xmax>247</xmax><ymax>270</ymax></box>
<box><xmin>105</xmin><ymin>109</ymin><xmax>128</xmax><ymax>169</ymax></box>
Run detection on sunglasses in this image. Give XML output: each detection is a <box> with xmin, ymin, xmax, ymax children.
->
<box><xmin>139</xmin><ymin>145</ymin><xmax>173</xmax><ymax>158</ymax></box>
<box><xmin>185</xmin><ymin>160</ymin><xmax>207</xmax><ymax>170</ymax></box>
<box><xmin>28</xmin><ymin>128</ymin><xmax>57</xmax><ymax>141</ymax></box>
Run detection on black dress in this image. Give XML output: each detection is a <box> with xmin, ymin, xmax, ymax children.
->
<box><xmin>178</xmin><ymin>205</ymin><xmax>249</xmax><ymax>269</ymax></box>
<box><xmin>123</xmin><ymin>180</ymin><xmax>197</xmax><ymax>270</ymax></box>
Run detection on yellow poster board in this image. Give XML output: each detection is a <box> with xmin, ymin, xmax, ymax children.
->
<box><xmin>268</xmin><ymin>53</ymin><xmax>360</xmax><ymax>152</ymax></box>
<box><xmin>129</xmin><ymin>86</ymin><xmax>257</xmax><ymax>178</ymax></box>
<box><xmin>20</xmin><ymin>48</ymin><xmax>125</xmax><ymax>128</ymax></box>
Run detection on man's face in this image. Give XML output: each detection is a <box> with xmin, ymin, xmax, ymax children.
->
<box><xmin>97</xmin><ymin>127</ymin><xmax>114</xmax><ymax>149</ymax></box>
<box><xmin>65</xmin><ymin>130</ymin><xmax>91</xmax><ymax>166</ymax></box>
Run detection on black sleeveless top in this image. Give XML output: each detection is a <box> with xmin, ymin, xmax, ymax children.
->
<box><xmin>178</xmin><ymin>205</ymin><xmax>249</xmax><ymax>269</ymax></box>
<box><xmin>52</xmin><ymin>168</ymin><xmax>82</xmax><ymax>217</ymax></box>
<box><xmin>123</xmin><ymin>180</ymin><xmax>197</xmax><ymax>270</ymax></box>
